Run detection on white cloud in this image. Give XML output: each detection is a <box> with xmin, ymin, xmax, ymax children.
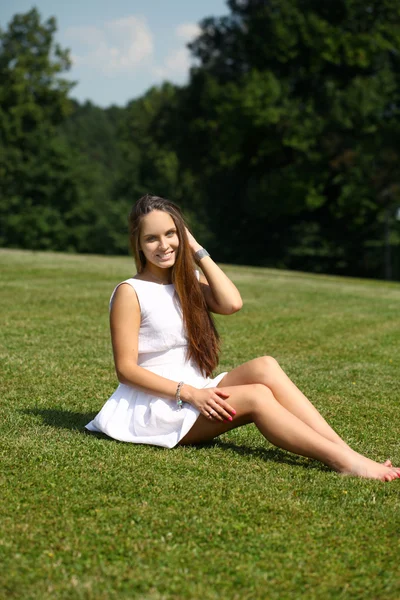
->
<box><xmin>175</xmin><ymin>23</ymin><xmax>201</xmax><ymax>41</ymax></box>
<box><xmin>151</xmin><ymin>22</ymin><xmax>201</xmax><ymax>82</ymax></box>
<box><xmin>166</xmin><ymin>48</ymin><xmax>190</xmax><ymax>71</ymax></box>
<box><xmin>65</xmin><ymin>25</ymin><xmax>104</xmax><ymax>47</ymax></box>
<box><xmin>153</xmin><ymin>48</ymin><xmax>190</xmax><ymax>79</ymax></box>
<box><xmin>64</xmin><ymin>17</ymin><xmax>202</xmax><ymax>96</ymax></box>
<box><xmin>65</xmin><ymin>16</ymin><xmax>153</xmax><ymax>74</ymax></box>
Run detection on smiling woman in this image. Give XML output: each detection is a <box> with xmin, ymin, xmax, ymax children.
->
<box><xmin>85</xmin><ymin>194</ymin><xmax>400</xmax><ymax>482</ymax></box>
<box><xmin>139</xmin><ymin>211</ymin><xmax>179</xmax><ymax>271</ymax></box>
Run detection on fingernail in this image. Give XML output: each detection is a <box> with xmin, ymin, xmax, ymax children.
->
<box><xmin>232</xmin><ymin>410</ymin><xmax>236</xmax><ymax>415</ymax></box>
<box><xmin>228</xmin><ymin>416</ymin><xmax>233</xmax><ymax>421</ymax></box>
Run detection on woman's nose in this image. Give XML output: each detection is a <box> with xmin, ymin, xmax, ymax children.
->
<box><xmin>158</xmin><ymin>237</ymin><xmax>169</xmax><ymax>250</ymax></box>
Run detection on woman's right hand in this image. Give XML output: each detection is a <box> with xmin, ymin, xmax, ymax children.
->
<box><xmin>182</xmin><ymin>385</ymin><xmax>236</xmax><ymax>422</ymax></box>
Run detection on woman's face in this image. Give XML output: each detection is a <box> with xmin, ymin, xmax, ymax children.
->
<box><xmin>139</xmin><ymin>210</ymin><xmax>180</xmax><ymax>270</ymax></box>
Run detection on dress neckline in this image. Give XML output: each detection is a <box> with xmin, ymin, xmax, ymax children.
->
<box><xmin>132</xmin><ymin>277</ymin><xmax>174</xmax><ymax>287</ymax></box>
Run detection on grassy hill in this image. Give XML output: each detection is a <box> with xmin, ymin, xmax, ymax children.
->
<box><xmin>1</xmin><ymin>249</ymin><xmax>400</xmax><ymax>599</ymax></box>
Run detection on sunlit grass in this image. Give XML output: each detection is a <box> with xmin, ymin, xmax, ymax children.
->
<box><xmin>1</xmin><ymin>248</ymin><xmax>400</xmax><ymax>600</ymax></box>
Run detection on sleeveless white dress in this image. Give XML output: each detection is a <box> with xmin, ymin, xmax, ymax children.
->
<box><xmin>85</xmin><ymin>277</ymin><xmax>227</xmax><ymax>448</ymax></box>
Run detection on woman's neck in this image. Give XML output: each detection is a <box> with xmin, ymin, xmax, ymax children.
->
<box><xmin>139</xmin><ymin>266</ymin><xmax>172</xmax><ymax>285</ymax></box>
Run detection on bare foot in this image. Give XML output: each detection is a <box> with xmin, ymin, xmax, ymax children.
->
<box><xmin>349</xmin><ymin>449</ymin><xmax>393</xmax><ymax>469</ymax></box>
<box><xmin>341</xmin><ymin>456</ymin><xmax>400</xmax><ymax>481</ymax></box>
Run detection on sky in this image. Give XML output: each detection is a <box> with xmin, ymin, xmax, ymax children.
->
<box><xmin>0</xmin><ymin>0</ymin><xmax>228</xmax><ymax>107</ymax></box>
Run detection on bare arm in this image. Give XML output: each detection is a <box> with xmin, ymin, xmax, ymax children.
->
<box><xmin>110</xmin><ymin>283</ymin><xmax>235</xmax><ymax>421</ymax></box>
<box><xmin>186</xmin><ymin>229</ymin><xmax>243</xmax><ymax>315</ymax></box>
<box><xmin>111</xmin><ymin>283</ymin><xmax>184</xmax><ymax>398</ymax></box>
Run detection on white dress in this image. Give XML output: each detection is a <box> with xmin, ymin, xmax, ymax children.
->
<box><xmin>85</xmin><ymin>277</ymin><xmax>227</xmax><ymax>448</ymax></box>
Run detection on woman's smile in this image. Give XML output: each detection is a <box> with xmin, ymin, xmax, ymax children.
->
<box><xmin>157</xmin><ymin>250</ymin><xmax>174</xmax><ymax>261</ymax></box>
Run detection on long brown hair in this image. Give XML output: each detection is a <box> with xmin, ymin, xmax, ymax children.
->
<box><xmin>128</xmin><ymin>194</ymin><xmax>220</xmax><ymax>377</ymax></box>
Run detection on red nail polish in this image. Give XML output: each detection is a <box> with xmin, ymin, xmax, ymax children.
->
<box><xmin>232</xmin><ymin>410</ymin><xmax>236</xmax><ymax>415</ymax></box>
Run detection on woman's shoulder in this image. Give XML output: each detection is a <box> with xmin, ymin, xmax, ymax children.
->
<box><xmin>112</xmin><ymin>277</ymin><xmax>141</xmax><ymax>294</ymax></box>
<box><xmin>109</xmin><ymin>279</ymin><xmax>141</xmax><ymax>311</ymax></box>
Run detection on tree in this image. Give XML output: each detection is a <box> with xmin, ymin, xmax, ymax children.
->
<box><xmin>59</xmin><ymin>100</ymin><xmax>129</xmax><ymax>254</ymax></box>
<box><xmin>183</xmin><ymin>0</ymin><xmax>400</xmax><ymax>277</ymax></box>
<box><xmin>0</xmin><ymin>8</ymin><xmax>79</xmax><ymax>250</ymax></box>
<box><xmin>114</xmin><ymin>83</ymin><xmax>215</xmax><ymax>247</ymax></box>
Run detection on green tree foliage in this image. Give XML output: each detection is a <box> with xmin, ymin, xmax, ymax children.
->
<box><xmin>0</xmin><ymin>8</ymin><xmax>78</xmax><ymax>249</ymax></box>
<box><xmin>0</xmin><ymin>9</ymin><xmax>130</xmax><ymax>254</ymax></box>
<box><xmin>115</xmin><ymin>83</ymin><xmax>216</xmax><ymax>247</ymax></box>
<box><xmin>1</xmin><ymin>3</ymin><xmax>400</xmax><ymax>278</ymax></box>
<box><xmin>184</xmin><ymin>0</ymin><xmax>400</xmax><ymax>276</ymax></box>
<box><xmin>58</xmin><ymin>100</ymin><xmax>129</xmax><ymax>254</ymax></box>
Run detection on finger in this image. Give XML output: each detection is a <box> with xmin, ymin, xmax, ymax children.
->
<box><xmin>214</xmin><ymin>388</ymin><xmax>230</xmax><ymax>399</ymax></box>
<box><xmin>210</xmin><ymin>406</ymin><xmax>224</xmax><ymax>422</ymax></box>
<box><xmin>206</xmin><ymin>401</ymin><xmax>225</xmax><ymax>422</ymax></box>
<box><xmin>212</xmin><ymin>396</ymin><xmax>236</xmax><ymax>418</ymax></box>
<box><xmin>205</xmin><ymin>407</ymin><xmax>219</xmax><ymax>421</ymax></box>
<box><xmin>202</xmin><ymin>404</ymin><xmax>217</xmax><ymax>420</ymax></box>
<box><xmin>209</xmin><ymin>399</ymin><xmax>232</xmax><ymax>422</ymax></box>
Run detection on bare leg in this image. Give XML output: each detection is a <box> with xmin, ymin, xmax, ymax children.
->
<box><xmin>219</xmin><ymin>357</ymin><xmax>356</xmax><ymax>450</ymax></box>
<box><xmin>218</xmin><ymin>356</ymin><xmax>392</xmax><ymax>467</ymax></box>
<box><xmin>179</xmin><ymin>384</ymin><xmax>400</xmax><ymax>481</ymax></box>
<box><xmin>218</xmin><ymin>357</ymin><xmax>393</xmax><ymax>466</ymax></box>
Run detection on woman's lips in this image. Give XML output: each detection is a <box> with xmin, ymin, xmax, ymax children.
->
<box><xmin>157</xmin><ymin>251</ymin><xmax>174</xmax><ymax>261</ymax></box>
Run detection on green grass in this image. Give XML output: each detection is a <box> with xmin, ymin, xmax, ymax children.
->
<box><xmin>1</xmin><ymin>248</ymin><xmax>400</xmax><ymax>600</ymax></box>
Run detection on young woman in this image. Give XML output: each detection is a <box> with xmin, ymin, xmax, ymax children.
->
<box><xmin>86</xmin><ymin>194</ymin><xmax>400</xmax><ymax>481</ymax></box>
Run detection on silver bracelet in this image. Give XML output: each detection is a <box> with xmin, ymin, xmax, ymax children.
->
<box><xmin>194</xmin><ymin>248</ymin><xmax>210</xmax><ymax>263</ymax></box>
<box><xmin>176</xmin><ymin>381</ymin><xmax>184</xmax><ymax>410</ymax></box>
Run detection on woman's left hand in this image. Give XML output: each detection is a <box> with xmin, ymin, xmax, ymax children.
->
<box><xmin>185</xmin><ymin>227</ymin><xmax>202</xmax><ymax>254</ymax></box>
<box><xmin>182</xmin><ymin>385</ymin><xmax>235</xmax><ymax>421</ymax></box>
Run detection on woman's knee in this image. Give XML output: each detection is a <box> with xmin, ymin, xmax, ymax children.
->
<box><xmin>250</xmin><ymin>355</ymin><xmax>280</xmax><ymax>384</ymax></box>
<box><xmin>259</xmin><ymin>355</ymin><xmax>280</xmax><ymax>370</ymax></box>
<box><xmin>246</xmin><ymin>383</ymin><xmax>276</xmax><ymax>415</ymax></box>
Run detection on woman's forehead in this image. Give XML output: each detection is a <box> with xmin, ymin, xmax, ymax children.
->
<box><xmin>140</xmin><ymin>210</ymin><xmax>175</xmax><ymax>235</ymax></box>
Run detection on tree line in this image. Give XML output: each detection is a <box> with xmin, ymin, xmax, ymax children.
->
<box><xmin>1</xmin><ymin>1</ymin><xmax>400</xmax><ymax>279</ymax></box>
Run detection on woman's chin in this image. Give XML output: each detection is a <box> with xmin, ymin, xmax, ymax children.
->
<box><xmin>148</xmin><ymin>260</ymin><xmax>174</xmax><ymax>270</ymax></box>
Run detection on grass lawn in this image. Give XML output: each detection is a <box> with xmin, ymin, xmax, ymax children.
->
<box><xmin>1</xmin><ymin>248</ymin><xmax>400</xmax><ymax>600</ymax></box>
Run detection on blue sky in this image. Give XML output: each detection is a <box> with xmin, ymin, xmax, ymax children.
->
<box><xmin>0</xmin><ymin>0</ymin><xmax>228</xmax><ymax>107</ymax></box>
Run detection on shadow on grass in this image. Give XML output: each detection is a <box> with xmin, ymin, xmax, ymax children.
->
<box><xmin>21</xmin><ymin>407</ymin><xmax>329</xmax><ymax>471</ymax></box>
<box><xmin>21</xmin><ymin>408</ymin><xmax>98</xmax><ymax>432</ymax></box>
<box><xmin>22</xmin><ymin>407</ymin><xmax>134</xmax><ymax>443</ymax></box>
<box><xmin>193</xmin><ymin>439</ymin><xmax>329</xmax><ymax>472</ymax></box>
